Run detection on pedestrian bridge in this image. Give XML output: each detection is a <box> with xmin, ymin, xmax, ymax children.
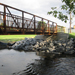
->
<box><xmin>0</xmin><ymin>3</ymin><xmax>57</xmax><ymax>35</ymax></box>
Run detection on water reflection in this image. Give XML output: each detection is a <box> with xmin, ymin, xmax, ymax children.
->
<box><xmin>14</xmin><ymin>54</ymin><xmax>75</xmax><ymax>75</ymax></box>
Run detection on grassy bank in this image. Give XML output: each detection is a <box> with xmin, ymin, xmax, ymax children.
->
<box><xmin>0</xmin><ymin>35</ymin><xmax>36</xmax><ymax>43</ymax></box>
<box><xmin>69</xmin><ymin>33</ymin><xmax>75</xmax><ymax>39</ymax></box>
<box><xmin>1</xmin><ymin>33</ymin><xmax>74</xmax><ymax>43</ymax></box>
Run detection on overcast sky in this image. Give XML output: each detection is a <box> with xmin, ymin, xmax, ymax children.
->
<box><xmin>0</xmin><ymin>0</ymin><xmax>75</xmax><ymax>28</ymax></box>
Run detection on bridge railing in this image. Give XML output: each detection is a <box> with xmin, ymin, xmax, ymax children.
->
<box><xmin>0</xmin><ymin>3</ymin><xmax>57</xmax><ymax>34</ymax></box>
<box><xmin>57</xmin><ymin>25</ymin><xmax>66</xmax><ymax>33</ymax></box>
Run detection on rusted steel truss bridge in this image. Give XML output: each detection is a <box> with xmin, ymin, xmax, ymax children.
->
<box><xmin>0</xmin><ymin>3</ymin><xmax>57</xmax><ymax>35</ymax></box>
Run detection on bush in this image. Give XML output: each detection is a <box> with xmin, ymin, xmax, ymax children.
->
<box><xmin>37</xmin><ymin>21</ymin><xmax>47</xmax><ymax>31</ymax></box>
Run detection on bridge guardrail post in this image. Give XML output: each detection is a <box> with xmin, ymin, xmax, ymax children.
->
<box><xmin>52</xmin><ymin>22</ymin><xmax>54</xmax><ymax>34</ymax></box>
<box><xmin>56</xmin><ymin>23</ymin><xmax>57</xmax><ymax>33</ymax></box>
<box><xmin>48</xmin><ymin>20</ymin><xmax>50</xmax><ymax>35</ymax></box>
<box><xmin>34</xmin><ymin>15</ymin><xmax>36</xmax><ymax>34</ymax></box>
<box><xmin>3</xmin><ymin>5</ymin><xmax>6</xmax><ymax>34</ymax></box>
<box><xmin>42</xmin><ymin>18</ymin><xmax>44</xmax><ymax>34</ymax></box>
<box><xmin>22</xmin><ymin>11</ymin><xmax>24</xmax><ymax>34</ymax></box>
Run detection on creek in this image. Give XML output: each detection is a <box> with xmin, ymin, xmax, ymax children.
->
<box><xmin>0</xmin><ymin>49</ymin><xmax>75</xmax><ymax>75</ymax></box>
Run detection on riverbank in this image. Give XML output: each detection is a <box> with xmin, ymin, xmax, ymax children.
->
<box><xmin>0</xmin><ymin>33</ymin><xmax>75</xmax><ymax>56</ymax></box>
<box><xmin>0</xmin><ymin>33</ymin><xmax>75</xmax><ymax>43</ymax></box>
<box><xmin>69</xmin><ymin>33</ymin><xmax>75</xmax><ymax>38</ymax></box>
<box><xmin>1</xmin><ymin>34</ymin><xmax>75</xmax><ymax>57</ymax></box>
<box><xmin>0</xmin><ymin>35</ymin><xmax>36</xmax><ymax>43</ymax></box>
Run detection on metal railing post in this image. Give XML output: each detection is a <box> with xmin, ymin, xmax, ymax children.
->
<box><xmin>3</xmin><ymin>5</ymin><xmax>6</xmax><ymax>34</ymax></box>
<box><xmin>42</xmin><ymin>18</ymin><xmax>44</xmax><ymax>34</ymax></box>
<box><xmin>22</xmin><ymin>11</ymin><xmax>24</xmax><ymax>34</ymax></box>
<box><xmin>34</xmin><ymin>15</ymin><xmax>36</xmax><ymax>34</ymax></box>
<box><xmin>52</xmin><ymin>22</ymin><xmax>54</xmax><ymax>33</ymax></box>
<box><xmin>56</xmin><ymin>23</ymin><xmax>57</xmax><ymax>33</ymax></box>
<box><xmin>48</xmin><ymin>20</ymin><xmax>50</xmax><ymax>35</ymax></box>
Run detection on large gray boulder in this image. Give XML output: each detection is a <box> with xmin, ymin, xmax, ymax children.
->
<box><xmin>0</xmin><ymin>42</ymin><xmax>7</xmax><ymax>49</ymax></box>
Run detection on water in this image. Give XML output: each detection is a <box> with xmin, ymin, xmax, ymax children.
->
<box><xmin>0</xmin><ymin>49</ymin><xmax>40</xmax><ymax>75</ymax></box>
<box><xmin>0</xmin><ymin>49</ymin><xmax>75</xmax><ymax>75</ymax></box>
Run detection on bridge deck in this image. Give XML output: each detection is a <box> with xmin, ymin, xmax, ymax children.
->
<box><xmin>0</xmin><ymin>3</ymin><xmax>57</xmax><ymax>35</ymax></box>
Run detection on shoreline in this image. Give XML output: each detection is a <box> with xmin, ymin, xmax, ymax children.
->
<box><xmin>0</xmin><ymin>35</ymin><xmax>36</xmax><ymax>43</ymax></box>
<box><xmin>0</xmin><ymin>33</ymin><xmax>75</xmax><ymax>59</ymax></box>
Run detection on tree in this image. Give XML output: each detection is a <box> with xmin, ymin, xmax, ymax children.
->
<box><xmin>47</xmin><ymin>0</ymin><xmax>75</xmax><ymax>33</ymax></box>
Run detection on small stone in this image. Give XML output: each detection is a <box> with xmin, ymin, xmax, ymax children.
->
<box><xmin>48</xmin><ymin>48</ymin><xmax>55</xmax><ymax>52</ymax></box>
<box><xmin>66</xmin><ymin>48</ymin><xmax>70</xmax><ymax>51</ymax></box>
<box><xmin>62</xmin><ymin>43</ymin><xmax>66</xmax><ymax>46</ymax></box>
<box><xmin>66</xmin><ymin>46</ymin><xmax>71</xmax><ymax>49</ymax></box>
<box><xmin>2</xmin><ymin>65</ymin><xmax>3</xmax><ymax>66</ymax></box>
<box><xmin>46</xmin><ymin>50</ymin><xmax>50</xmax><ymax>53</ymax></box>
<box><xmin>65</xmin><ymin>50</ymin><xmax>75</xmax><ymax>54</ymax></box>
<box><xmin>58</xmin><ymin>43</ymin><xmax>62</xmax><ymax>46</ymax></box>
<box><xmin>70</xmin><ymin>38</ymin><xmax>74</xmax><ymax>41</ymax></box>
<box><xmin>52</xmin><ymin>46</ymin><xmax>56</xmax><ymax>49</ymax></box>
<box><xmin>70</xmin><ymin>46</ymin><xmax>74</xmax><ymax>49</ymax></box>
<box><xmin>50</xmin><ymin>43</ymin><xmax>54</xmax><ymax>47</ymax></box>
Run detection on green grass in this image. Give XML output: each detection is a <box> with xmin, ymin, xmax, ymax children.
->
<box><xmin>0</xmin><ymin>35</ymin><xmax>36</xmax><ymax>43</ymax></box>
<box><xmin>69</xmin><ymin>33</ymin><xmax>75</xmax><ymax>39</ymax></box>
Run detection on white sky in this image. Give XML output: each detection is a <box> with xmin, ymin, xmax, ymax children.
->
<box><xmin>0</xmin><ymin>0</ymin><xmax>75</xmax><ymax>28</ymax></box>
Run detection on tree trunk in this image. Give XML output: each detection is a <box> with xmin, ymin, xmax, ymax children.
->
<box><xmin>70</xmin><ymin>12</ymin><xmax>71</xmax><ymax>33</ymax></box>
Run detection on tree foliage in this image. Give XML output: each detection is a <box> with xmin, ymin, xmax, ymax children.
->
<box><xmin>37</xmin><ymin>21</ymin><xmax>47</xmax><ymax>30</ymax></box>
<box><xmin>47</xmin><ymin>0</ymin><xmax>75</xmax><ymax>23</ymax></box>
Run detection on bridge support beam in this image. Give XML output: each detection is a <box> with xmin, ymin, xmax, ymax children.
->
<box><xmin>3</xmin><ymin>5</ymin><xmax>6</xmax><ymax>34</ymax></box>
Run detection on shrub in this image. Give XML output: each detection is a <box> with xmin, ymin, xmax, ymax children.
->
<box><xmin>37</xmin><ymin>21</ymin><xmax>47</xmax><ymax>31</ymax></box>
